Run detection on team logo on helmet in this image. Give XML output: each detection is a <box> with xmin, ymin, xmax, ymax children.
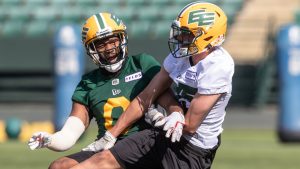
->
<box><xmin>188</xmin><ymin>9</ymin><xmax>215</xmax><ymax>26</ymax></box>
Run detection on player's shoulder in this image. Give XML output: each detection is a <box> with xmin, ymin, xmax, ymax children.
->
<box><xmin>130</xmin><ymin>53</ymin><xmax>160</xmax><ymax>66</ymax></box>
<box><xmin>79</xmin><ymin>69</ymin><xmax>100</xmax><ymax>86</ymax></box>
<box><xmin>82</xmin><ymin>69</ymin><xmax>98</xmax><ymax>79</ymax></box>
<box><xmin>163</xmin><ymin>53</ymin><xmax>186</xmax><ymax>73</ymax></box>
<box><xmin>199</xmin><ymin>47</ymin><xmax>234</xmax><ymax>70</ymax></box>
<box><xmin>212</xmin><ymin>47</ymin><xmax>234</xmax><ymax>63</ymax></box>
<box><xmin>199</xmin><ymin>47</ymin><xmax>234</xmax><ymax>76</ymax></box>
<box><xmin>130</xmin><ymin>53</ymin><xmax>155</xmax><ymax>61</ymax></box>
<box><xmin>164</xmin><ymin>53</ymin><xmax>177</xmax><ymax>64</ymax></box>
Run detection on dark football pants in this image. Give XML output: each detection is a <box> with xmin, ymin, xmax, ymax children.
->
<box><xmin>110</xmin><ymin>128</ymin><xmax>220</xmax><ymax>169</ymax></box>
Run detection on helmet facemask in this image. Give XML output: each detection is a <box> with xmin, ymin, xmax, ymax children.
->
<box><xmin>168</xmin><ymin>20</ymin><xmax>203</xmax><ymax>58</ymax></box>
<box><xmin>86</xmin><ymin>30</ymin><xmax>128</xmax><ymax>73</ymax></box>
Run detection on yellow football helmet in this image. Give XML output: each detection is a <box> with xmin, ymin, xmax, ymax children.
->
<box><xmin>168</xmin><ymin>2</ymin><xmax>227</xmax><ymax>58</ymax></box>
<box><xmin>82</xmin><ymin>12</ymin><xmax>128</xmax><ymax>72</ymax></box>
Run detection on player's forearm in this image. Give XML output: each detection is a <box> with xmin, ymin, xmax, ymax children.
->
<box><xmin>184</xmin><ymin>93</ymin><xmax>222</xmax><ymax>134</ymax></box>
<box><xmin>183</xmin><ymin>107</ymin><xmax>208</xmax><ymax>134</ymax></box>
<box><xmin>183</xmin><ymin>97</ymin><xmax>210</xmax><ymax>134</ymax></box>
<box><xmin>109</xmin><ymin>97</ymin><xmax>145</xmax><ymax>137</ymax></box>
<box><xmin>48</xmin><ymin>116</ymin><xmax>85</xmax><ymax>151</ymax></box>
<box><xmin>157</xmin><ymin>89</ymin><xmax>183</xmax><ymax>115</ymax></box>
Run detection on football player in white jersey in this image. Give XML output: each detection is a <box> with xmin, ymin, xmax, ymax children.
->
<box><xmin>69</xmin><ymin>2</ymin><xmax>234</xmax><ymax>169</ymax></box>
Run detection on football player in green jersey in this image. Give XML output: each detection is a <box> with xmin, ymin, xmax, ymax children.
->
<box><xmin>27</xmin><ymin>12</ymin><xmax>182</xmax><ymax>169</ymax></box>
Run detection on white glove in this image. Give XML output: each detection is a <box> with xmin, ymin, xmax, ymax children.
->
<box><xmin>163</xmin><ymin>112</ymin><xmax>185</xmax><ymax>142</ymax></box>
<box><xmin>145</xmin><ymin>107</ymin><xmax>166</xmax><ymax>127</ymax></box>
<box><xmin>28</xmin><ymin>132</ymin><xmax>52</xmax><ymax>150</ymax></box>
<box><xmin>82</xmin><ymin>131</ymin><xmax>117</xmax><ymax>152</ymax></box>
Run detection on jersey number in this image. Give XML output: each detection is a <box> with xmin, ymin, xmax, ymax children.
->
<box><xmin>103</xmin><ymin>96</ymin><xmax>130</xmax><ymax>133</ymax></box>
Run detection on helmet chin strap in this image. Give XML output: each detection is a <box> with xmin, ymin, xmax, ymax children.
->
<box><xmin>178</xmin><ymin>47</ymin><xmax>188</xmax><ymax>57</ymax></box>
<box><xmin>178</xmin><ymin>45</ymin><xmax>199</xmax><ymax>58</ymax></box>
<box><xmin>101</xmin><ymin>45</ymin><xmax>127</xmax><ymax>73</ymax></box>
<box><xmin>198</xmin><ymin>47</ymin><xmax>209</xmax><ymax>54</ymax></box>
<box><xmin>87</xmin><ymin>32</ymin><xmax>128</xmax><ymax>73</ymax></box>
<box><xmin>103</xmin><ymin>59</ymin><xmax>124</xmax><ymax>73</ymax></box>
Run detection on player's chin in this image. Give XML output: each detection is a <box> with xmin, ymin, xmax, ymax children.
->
<box><xmin>107</xmin><ymin>57</ymin><xmax>118</xmax><ymax>64</ymax></box>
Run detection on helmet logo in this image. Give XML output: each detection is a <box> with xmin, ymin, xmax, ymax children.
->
<box><xmin>188</xmin><ymin>10</ymin><xmax>215</xmax><ymax>26</ymax></box>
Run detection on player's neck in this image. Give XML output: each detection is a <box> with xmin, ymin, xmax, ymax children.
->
<box><xmin>190</xmin><ymin>48</ymin><xmax>213</xmax><ymax>65</ymax></box>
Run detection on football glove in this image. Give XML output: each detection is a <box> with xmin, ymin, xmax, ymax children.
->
<box><xmin>28</xmin><ymin>132</ymin><xmax>52</xmax><ymax>150</ymax></box>
<box><xmin>82</xmin><ymin>131</ymin><xmax>117</xmax><ymax>152</ymax></box>
<box><xmin>145</xmin><ymin>107</ymin><xmax>166</xmax><ymax>127</ymax></box>
<box><xmin>163</xmin><ymin>112</ymin><xmax>185</xmax><ymax>142</ymax></box>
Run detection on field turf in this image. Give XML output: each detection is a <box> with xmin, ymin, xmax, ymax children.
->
<box><xmin>1</xmin><ymin>128</ymin><xmax>300</xmax><ymax>169</ymax></box>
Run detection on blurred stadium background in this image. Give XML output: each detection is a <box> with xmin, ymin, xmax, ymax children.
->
<box><xmin>1</xmin><ymin>0</ymin><xmax>300</xmax><ymax>168</ymax></box>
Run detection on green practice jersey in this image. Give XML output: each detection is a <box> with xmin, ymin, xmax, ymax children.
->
<box><xmin>72</xmin><ymin>53</ymin><xmax>160</xmax><ymax>139</ymax></box>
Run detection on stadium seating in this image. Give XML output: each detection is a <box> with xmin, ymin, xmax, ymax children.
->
<box><xmin>0</xmin><ymin>0</ymin><xmax>245</xmax><ymax>38</ymax></box>
<box><xmin>8</xmin><ymin>7</ymin><xmax>32</xmax><ymax>22</ymax></box>
<box><xmin>24</xmin><ymin>0</ymin><xmax>48</xmax><ymax>7</ymax></box>
<box><xmin>1</xmin><ymin>20</ymin><xmax>24</xmax><ymax>37</ymax></box>
<box><xmin>1</xmin><ymin>0</ymin><xmax>300</xmax><ymax>108</ymax></box>
<box><xmin>151</xmin><ymin>21</ymin><xmax>171</xmax><ymax>39</ymax></box>
<box><xmin>129</xmin><ymin>21</ymin><xmax>151</xmax><ymax>38</ymax></box>
<box><xmin>0</xmin><ymin>0</ymin><xmax>252</xmax><ymax>104</ymax></box>
<box><xmin>25</xmin><ymin>20</ymin><xmax>50</xmax><ymax>37</ymax></box>
<box><xmin>74</xmin><ymin>0</ymin><xmax>97</xmax><ymax>7</ymax></box>
<box><xmin>1</xmin><ymin>0</ymin><xmax>23</xmax><ymax>6</ymax></box>
<box><xmin>58</xmin><ymin>7</ymin><xmax>84</xmax><ymax>24</ymax></box>
<box><xmin>112</xmin><ymin>6</ymin><xmax>136</xmax><ymax>25</ymax></box>
<box><xmin>125</xmin><ymin>0</ymin><xmax>146</xmax><ymax>7</ymax></box>
<box><xmin>135</xmin><ymin>5</ymin><xmax>161</xmax><ymax>22</ymax></box>
<box><xmin>149</xmin><ymin>0</ymin><xmax>171</xmax><ymax>6</ymax></box>
<box><xmin>48</xmin><ymin>0</ymin><xmax>72</xmax><ymax>7</ymax></box>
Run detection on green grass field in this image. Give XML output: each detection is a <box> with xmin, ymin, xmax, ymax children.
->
<box><xmin>1</xmin><ymin>128</ymin><xmax>300</xmax><ymax>169</ymax></box>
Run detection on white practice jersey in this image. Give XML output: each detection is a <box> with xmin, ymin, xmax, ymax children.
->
<box><xmin>163</xmin><ymin>47</ymin><xmax>234</xmax><ymax>149</ymax></box>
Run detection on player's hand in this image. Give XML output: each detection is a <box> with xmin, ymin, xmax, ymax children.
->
<box><xmin>82</xmin><ymin>131</ymin><xmax>117</xmax><ymax>152</ymax></box>
<box><xmin>28</xmin><ymin>132</ymin><xmax>52</xmax><ymax>150</ymax></box>
<box><xmin>145</xmin><ymin>107</ymin><xmax>166</xmax><ymax>127</ymax></box>
<box><xmin>163</xmin><ymin>112</ymin><xmax>185</xmax><ymax>142</ymax></box>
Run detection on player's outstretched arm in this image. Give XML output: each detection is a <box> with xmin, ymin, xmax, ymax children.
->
<box><xmin>28</xmin><ymin>102</ymin><xmax>90</xmax><ymax>152</ymax></box>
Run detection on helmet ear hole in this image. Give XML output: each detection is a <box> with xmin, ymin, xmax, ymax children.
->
<box><xmin>204</xmin><ymin>36</ymin><xmax>212</xmax><ymax>41</ymax></box>
<box><xmin>88</xmin><ymin>43</ymin><xmax>96</xmax><ymax>51</ymax></box>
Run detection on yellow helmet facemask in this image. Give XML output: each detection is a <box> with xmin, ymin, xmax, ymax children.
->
<box><xmin>168</xmin><ymin>2</ymin><xmax>227</xmax><ymax>58</ymax></box>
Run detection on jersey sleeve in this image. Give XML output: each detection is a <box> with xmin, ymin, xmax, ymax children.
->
<box><xmin>163</xmin><ymin>53</ymin><xmax>175</xmax><ymax>74</ymax></box>
<box><xmin>72</xmin><ymin>80</ymin><xmax>89</xmax><ymax>106</ymax></box>
<box><xmin>138</xmin><ymin>53</ymin><xmax>161</xmax><ymax>80</ymax></box>
<box><xmin>197</xmin><ymin>57</ymin><xmax>234</xmax><ymax>95</ymax></box>
<box><xmin>72</xmin><ymin>71</ymin><xmax>97</xmax><ymax>106</ymax></box>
